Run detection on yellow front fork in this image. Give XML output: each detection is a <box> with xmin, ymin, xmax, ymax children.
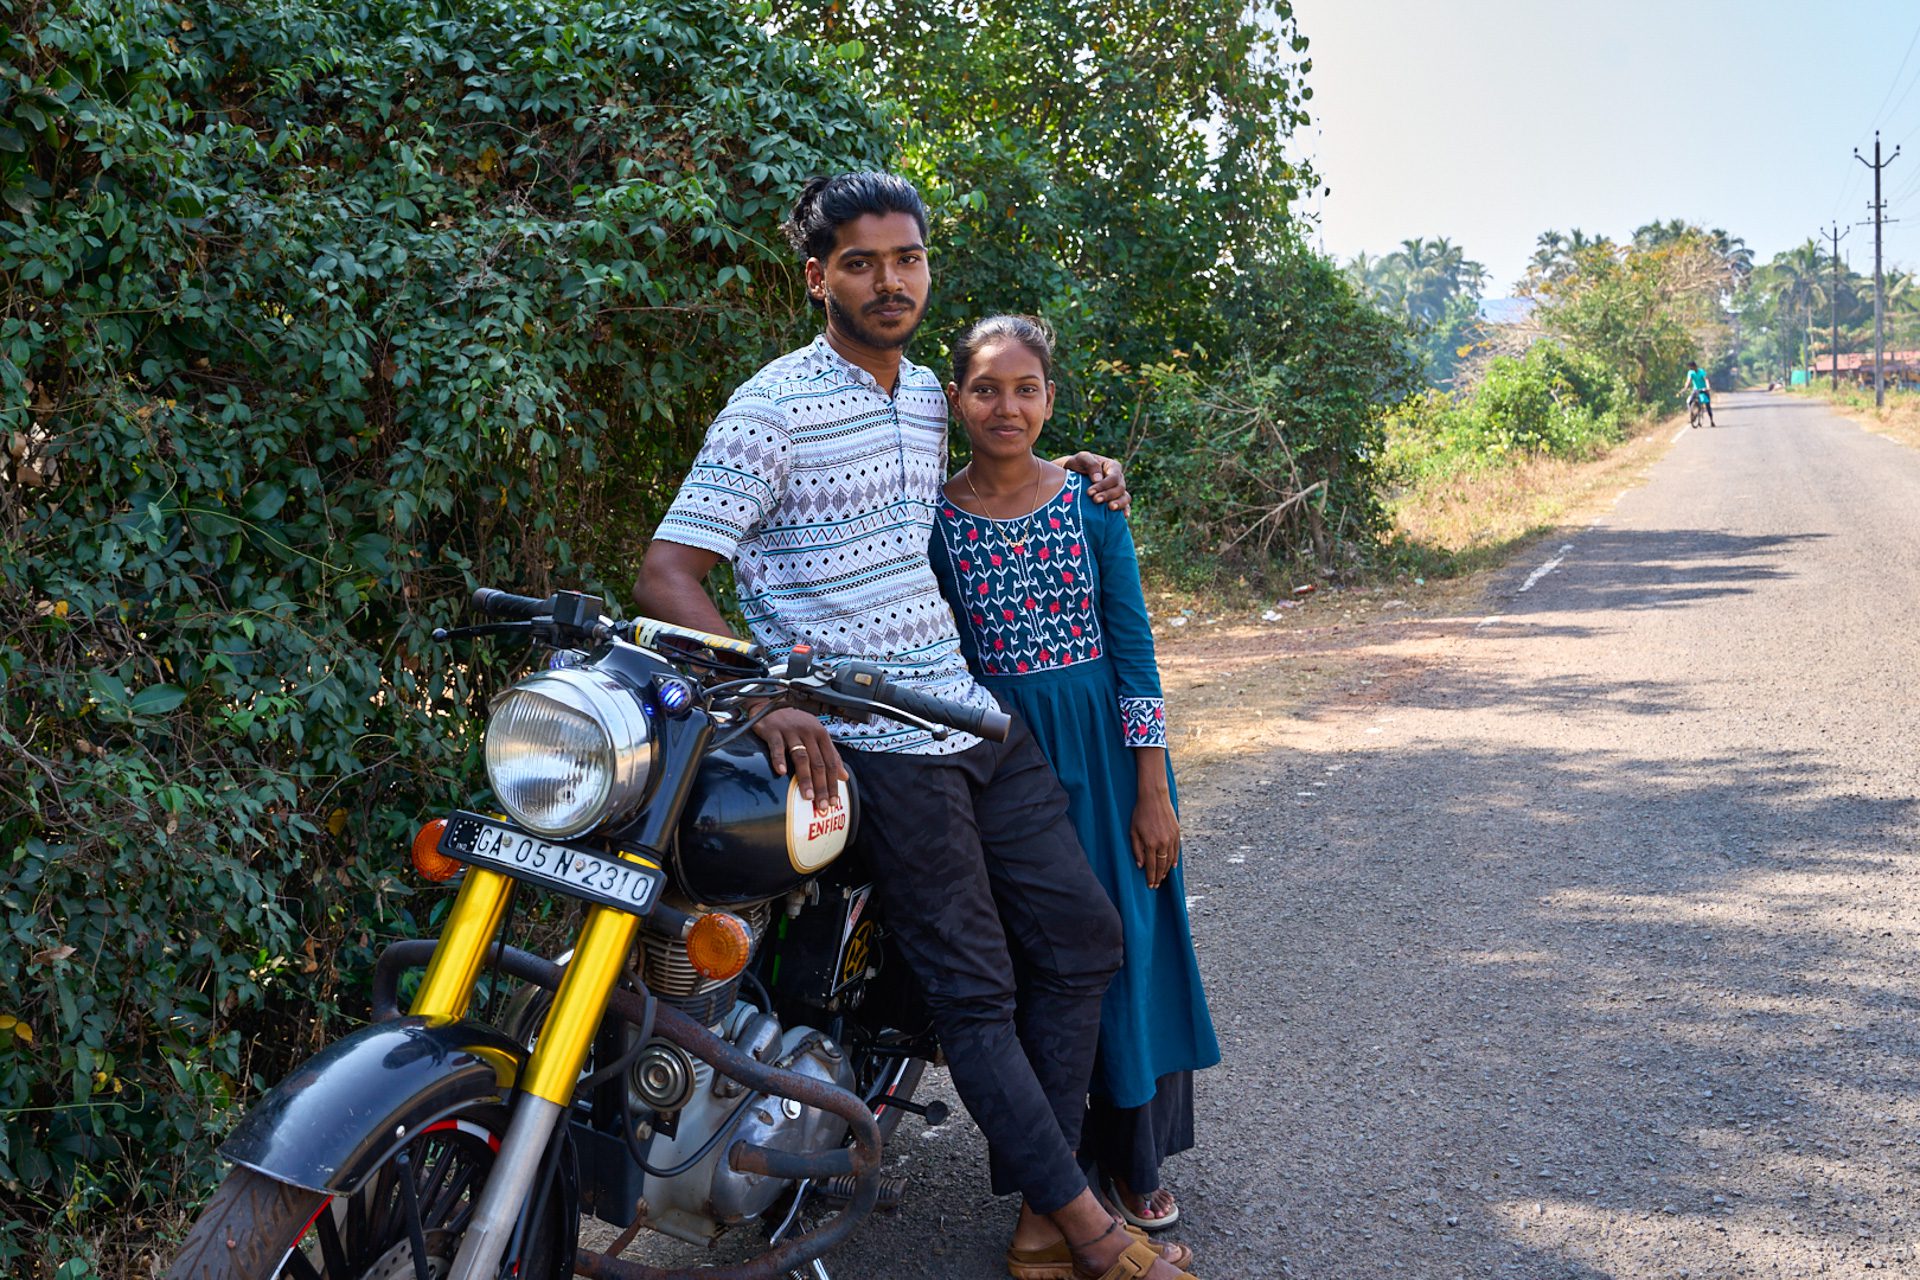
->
<box><xmin>409</xmin><ymin>865</ymin><xmax>643</xmax><ymax>1107</ymax></box>
<box><xmin>411</xmin><ymin>867</ymin><xmax>516</xmax><ymax>1022</ymax></box>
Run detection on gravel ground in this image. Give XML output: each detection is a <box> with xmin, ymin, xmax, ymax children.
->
<box><xmin>604</xmin><ymin>391</ymin><xmax>1920</xmax><ymax>1279</ymax></box>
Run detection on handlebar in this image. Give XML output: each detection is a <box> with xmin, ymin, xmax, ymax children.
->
<box><xmin>467</xmin><ymin>585</ymin><xmax>1004</xmax><ymax>740</ymax></box>
<box><xmin>470</xmin><ymin>588</ymin><xmax>554</xmax><ymax>620</ymax></box>
<box><xmin>829</xmin><ymin>663</ymin><xmax>1012</xmax><ymax>743</ymax></box>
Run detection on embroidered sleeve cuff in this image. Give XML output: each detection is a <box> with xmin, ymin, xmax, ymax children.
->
<box><xmin>1120</xmin><ymin>696</ymin><xmax>1166</xmax><ymax>748</ymax></box>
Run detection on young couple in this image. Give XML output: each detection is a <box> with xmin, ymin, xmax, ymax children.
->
<box><xmin>634</xmin><ymin>172</ymin><xmax>1219</xmax><ymax>1280</ymax></box>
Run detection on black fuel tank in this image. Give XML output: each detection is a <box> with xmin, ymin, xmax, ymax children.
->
<box><xmin>672</xmin><ymin>737</ymin><xmax>860</xmax><ymax>906</ymax></box>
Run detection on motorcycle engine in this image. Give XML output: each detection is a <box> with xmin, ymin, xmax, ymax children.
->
<box><xmin>636</xmin><ymin>1002</ymin><xmax>856</xmax><ymax>1247</ymax></box>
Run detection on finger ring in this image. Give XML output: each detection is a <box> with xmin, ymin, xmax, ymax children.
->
<box><xmin>789</xmin><ymin>745</ymin><xmax>808</xmax><ymax>755</ymax></box>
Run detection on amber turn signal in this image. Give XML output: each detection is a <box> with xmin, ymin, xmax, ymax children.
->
<box><xmin>685</xmin><ymin>912</ymin><xmax>753</xmax><ymax>981</ymax></box>
<box><xmin>410</xmin><ymin>818</ymin><xmax>461</xmax><ymax>883</ymax></box>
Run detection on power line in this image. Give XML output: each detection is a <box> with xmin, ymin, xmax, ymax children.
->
<box><xmin>1869</xmin><ymin>16</ymin><xmax>1920</xmax><ymax>130</ymax></box>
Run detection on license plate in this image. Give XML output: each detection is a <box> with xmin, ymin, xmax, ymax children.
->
<box><xmin>437</xmin><ymin>811</ymin><xmax>664</xmax><ymax>917</ymax></box>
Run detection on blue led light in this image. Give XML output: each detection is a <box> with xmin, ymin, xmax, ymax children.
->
<box><xmin>656</xmin><ymin>678</ymin><xmax>691</xmax><ymax>712</ymax></box>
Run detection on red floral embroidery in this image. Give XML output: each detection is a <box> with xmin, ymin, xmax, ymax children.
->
<box><xmin>990</xmin><ymin>553</ymin><xmax>1003</xmax><ymax>567</ymax></box>
<box><xmin>967</xmin><ymin>528</ymin><xmax>979</xmax><ymax>542</ymax></box>
<box><xmin>1062</xmin><ymin>570</ymin><xmax>1075</xmax><ymax>584</ymax></box>
<box><xmin>1016</xmin><ymin>659</ymin><xmax>1030</xmax><ymax>673</ymax></box>
<box><xmin>1049</xmin><ymin>601</ymin><xmax>1061</xmax><ymax>614</ymax></box>
<box><xmin>1069</xmin><ymin>542</ymin><xmax>1081</xmax><ymax>556</ymax></box>
<box><xmin>958</xmin><ymin>559</ymin><xmax>971</xmax><ymax>572</ymax></box>
<box><xmin>1038</xmin><ymin>546</ymin><xmax>1051</xmax><ymax>560</ymax></box>
<box><xmin>977</xmin><ymin>582</ymin><xmax>989</xmax><ymax>595</ymax></box>
<box><xmin>1049</xmin><ymin>517</ymin><xmax>1061</xmax><ymax>529</ymax></box>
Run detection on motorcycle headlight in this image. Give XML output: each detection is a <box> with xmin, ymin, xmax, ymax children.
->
<box><xmin>485</xmin><ymin>667</ymin><xmax>654</xmax><ymax>838</ymax></box>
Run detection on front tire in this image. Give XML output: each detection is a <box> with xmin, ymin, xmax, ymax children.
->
<box><xmin>168</xmin><ymin>1107</ymin><xmax>568</xmax><ymax>1279</ymax></box>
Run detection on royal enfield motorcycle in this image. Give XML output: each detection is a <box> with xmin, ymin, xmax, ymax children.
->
<box><xmin>167</xmin><ymin>587</ymin><xmax>1006</xmax><ymax>1280</ymax></box>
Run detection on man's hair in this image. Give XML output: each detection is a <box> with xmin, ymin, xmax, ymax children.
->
<box><xmin>783</xmin><ymin>172</ymin><xmax>929</xmax><ymax>263</ymax></box>
<box><xmin>1688</xmin><ymin>360</ymin><xmax>1698</xmax><ymax>369</ymax></box>
<box><xmin>951</xmin><ymin>314</ymin><xmax>1055</xmax><ymax>388</ymax></box>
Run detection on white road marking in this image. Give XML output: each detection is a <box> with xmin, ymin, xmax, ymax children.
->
<box><xmin>1671</xmin><ymin>424</ymin><xmax>1690</xmax><ymax>444</ymax></box>
<box><xmin>1475</xmin><ymin>614</ymin><xmax>1505</xmax><ymax>630</ymax></box>
<box><xmin>1519</xmin><ymin>544</ymin><xmax>1574</xmax><ymax>594</ymax></box>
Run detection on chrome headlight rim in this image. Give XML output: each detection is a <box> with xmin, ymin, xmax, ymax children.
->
<box><xmin>484</xmin><ymin>666</ymin><xmax>654</xmax><ymax>839</ymax></box>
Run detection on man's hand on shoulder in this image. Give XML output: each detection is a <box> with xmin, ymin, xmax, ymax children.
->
<box><xmin>1056</xmin><ymin>451</ymin><xmax>1130</xmax><ymax>513</ymax></box>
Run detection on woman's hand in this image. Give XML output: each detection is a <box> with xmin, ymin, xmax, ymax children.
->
<box><xmin>754</xmin><ymin>706</ymin><xmax>848</xmax><ymax>812</ymax></box>
<box><xmin>1130</xmin><ymin>750</ymin><xmax>1180</xmax><ymax>889</ymax></box>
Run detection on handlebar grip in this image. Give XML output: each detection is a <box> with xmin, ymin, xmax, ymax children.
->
<box><xmin>853</xmin><ymin>671</ymin><xmax>1011</xmax><ymax>743</ymax></box>
<box><xmin>471</xmin><ymin>588</ymin><xmax>554</xmax><ymax>620</ymax></box>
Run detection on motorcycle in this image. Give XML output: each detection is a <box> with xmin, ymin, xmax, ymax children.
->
<box><xmin>166</xmin><ymin>586</ymin><xmax>1005</xmax><ymax>1280</ymax></box>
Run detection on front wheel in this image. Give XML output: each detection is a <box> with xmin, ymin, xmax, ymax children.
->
<box><xmin>167</xmin><ymin>1106</ymin><xmax>569</xmax><ymax>1280</ymax></box>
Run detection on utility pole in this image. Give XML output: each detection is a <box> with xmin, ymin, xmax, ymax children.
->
<box><xmin>1823</xmin><ymin>222</ymin><xmax>1851</xmax><ymax>390</ymax></box>
<box><xmin>1855</xmin><ymin>131</ymin><xmax>1901</xmax><ymax>406</ymax></box>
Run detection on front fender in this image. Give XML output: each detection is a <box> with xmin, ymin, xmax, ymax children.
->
<box><xmin>219</xmin><ymin>1016</ymin><xmax>527</xmax><ymax>1194</ymax></box>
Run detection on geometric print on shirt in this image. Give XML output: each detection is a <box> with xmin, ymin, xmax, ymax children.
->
<box><xmin>653</xmin><ymin>335</ymin><xmax>997</xmax><ymax>755</ymax></box>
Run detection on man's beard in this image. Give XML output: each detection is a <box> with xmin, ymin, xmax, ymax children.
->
<box><xmin>824</xmin><ymin>286</ymin><xmax>924</xmax><ymax>351</ymax></box>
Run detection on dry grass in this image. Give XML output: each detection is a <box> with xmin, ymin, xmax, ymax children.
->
<box><xmin>1385</xmin><ymin>411</ymin><xmax>1676</xmax><ymax>576</ymax></box>
<box><xmin>1795</xmin><ymin>385</ymin><xmax>1920</xmax><ymax>452</ymax></box>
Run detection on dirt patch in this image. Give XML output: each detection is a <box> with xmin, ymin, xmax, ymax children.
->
<box><xmin>1151</xmin><ymin>411</ymin><xmax>1682</xmax><ymax>801</ymax></box>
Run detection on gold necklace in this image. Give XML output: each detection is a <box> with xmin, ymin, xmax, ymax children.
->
<box><xmin>961</xmin><ymin>460</ymin><xmax>1044</xmax><ymax>553</ymax></box>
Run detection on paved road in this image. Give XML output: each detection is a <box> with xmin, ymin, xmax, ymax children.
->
<box><xmin>656</xmin><ymin>392</ymin><xmax>1920</xmax><ymax>1279</ymax></box>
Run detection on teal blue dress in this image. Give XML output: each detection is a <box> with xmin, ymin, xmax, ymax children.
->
<box><xmin>930</xmin><ymin>471</ymin><xmax>1220</xmax><ymax>1112</ymax></box>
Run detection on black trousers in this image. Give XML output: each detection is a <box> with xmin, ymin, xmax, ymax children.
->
<box><xmin>843</xmin><ymin>719</ymin><xmax>1123</xmax><ymax>1213</ymax></box>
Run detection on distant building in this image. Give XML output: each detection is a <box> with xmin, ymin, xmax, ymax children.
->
<box><xmin>1809</xmin><ymin>350</ymin><xmax>1920</xmax><ymax>382</ymax></box>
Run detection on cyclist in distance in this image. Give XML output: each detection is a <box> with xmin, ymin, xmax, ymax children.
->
<box><xmin>1684</xmin><ymin>360</ymin><xmax>1715</xmax><ymax>427</ymax></box>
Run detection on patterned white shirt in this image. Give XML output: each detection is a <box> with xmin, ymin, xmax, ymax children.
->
<box><xmin>654</xmin><ymin>336</ymin><xmax>996</xmax><ymax>754</ymax></box>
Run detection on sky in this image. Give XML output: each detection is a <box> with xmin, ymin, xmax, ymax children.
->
<box><xmin>1290</xmin><ymin>0</ymin><xmax>1920</xmax><ymax>296</ymax></box>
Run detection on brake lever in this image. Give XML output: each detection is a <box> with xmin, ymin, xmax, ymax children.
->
<box><xmin>432</xmin><ymin>621</ymin><xmax>538</xmax><ymax>644</ymax></box>
<box><xmin>785</xmin><ymin>680</ymin><xmax>950</xmax><ymax>741</ymax></box>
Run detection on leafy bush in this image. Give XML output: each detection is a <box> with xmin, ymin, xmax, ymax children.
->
<box><xmin>0</xmin><ymin>0</ymin><xmax>883</xmax><ymax>1270</ymax></box>
<box><xmin>1136</xmin><ymin>249</ymin><xmax>1421</xmax><ymax>575</ymax></box>
<box><xmin>1384</xmin><ymin>342</ymin><xmax>1629</xmax><ymax>482</ymax></box>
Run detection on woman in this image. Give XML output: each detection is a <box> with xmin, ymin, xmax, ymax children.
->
<box><xmin>930</xmin><ymin>315</ymin><xmax>1221</xmax><ymax>1265</ymax></box>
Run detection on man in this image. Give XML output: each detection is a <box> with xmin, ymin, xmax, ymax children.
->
<box><xmin>1684</xmin><ymin>360</ymin><xmax>1715</xmax><ymax>426</ymax></box>
<box><xmin>634</xmin><ymin>173</ymin><xmax>1198</xmax><ymax>1280</ymax></box>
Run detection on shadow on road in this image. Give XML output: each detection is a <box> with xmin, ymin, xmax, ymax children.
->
<box><xmin>1495</xmin><ymin>528</ymin><xmax>1826</xmax><ymax>617</ymax></box>
<box><xmin>1179</xmin><ymin>671</ymin><xmax>1920</xmax><ymax>1278</ymax></box>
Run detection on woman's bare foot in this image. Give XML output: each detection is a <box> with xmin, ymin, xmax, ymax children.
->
<box><xmin>1110</xmin><ymin>1177</ymin><xmax>1179</xmax><ymax>1229</ymax></box>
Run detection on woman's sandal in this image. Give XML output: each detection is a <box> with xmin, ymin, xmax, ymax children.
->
<box><xmin>1073</xmin><ymin>1238</ymin><xmax>1200</xmax><ymax>1280</ymax></box>
<box><xmin>1006</xmin><ymin>1226</ymin><xmax>1192</xmax><ymax>1280</ymax></box>
<box><xmin>1109</xmin><ymin>1179</ymin><xmax>1180</xmax><ymax>1232</ymax></box>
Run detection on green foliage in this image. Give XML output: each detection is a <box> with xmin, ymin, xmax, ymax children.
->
<box><xmin>1529</xmin><ymin>231</ymin><xmax>1733</xmax><ymax>402</ymax></box>
<box><xmin>790</xmin><ymin>0</ymin><xmax>1317</xmax><ymax>459</ymax></box>
<box><xmin>1385</xmin><ymin>342</ymin><xmax>1628</xmax><ymax>481</ymax></box>
<box><xmin>1140</xmin><ymin>250</ymin><xmax>1422</xmax><ymax>573</ymax></box>
<box><xmin>0</xmin><ymin>0</ymin><xmax>884</xmax><ymax>1266</ymax></box>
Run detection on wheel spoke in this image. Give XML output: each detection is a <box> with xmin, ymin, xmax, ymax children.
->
<box><xmin>420</xmin><ymin>1137</ymin><xmax>460</xmax><ymax>1221</ymax></box>
<box><xmin>394</xmin><ymin>1150</ymin><xmax>436</xmax><ymax>1280</ymax></box>
<box><xmin>435</xmin><ymin>1161</ymin><xmax>481</xmax><ymax>1230</ymax></box>
<box><xmin>312</xmin><ymin>1208</ymin><xmax>351</xmax><ymax>1277</ymax></box>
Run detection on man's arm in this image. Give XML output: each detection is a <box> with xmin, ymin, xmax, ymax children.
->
<box><xmin>632</xmin><ymin>540</ymin><xmax>846</xmax><ymax>806</ymax></box>
<box><xmin>632</xmin><ymin>540</ymin><xmax>732</xmax><ymax>635</ymax></box>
